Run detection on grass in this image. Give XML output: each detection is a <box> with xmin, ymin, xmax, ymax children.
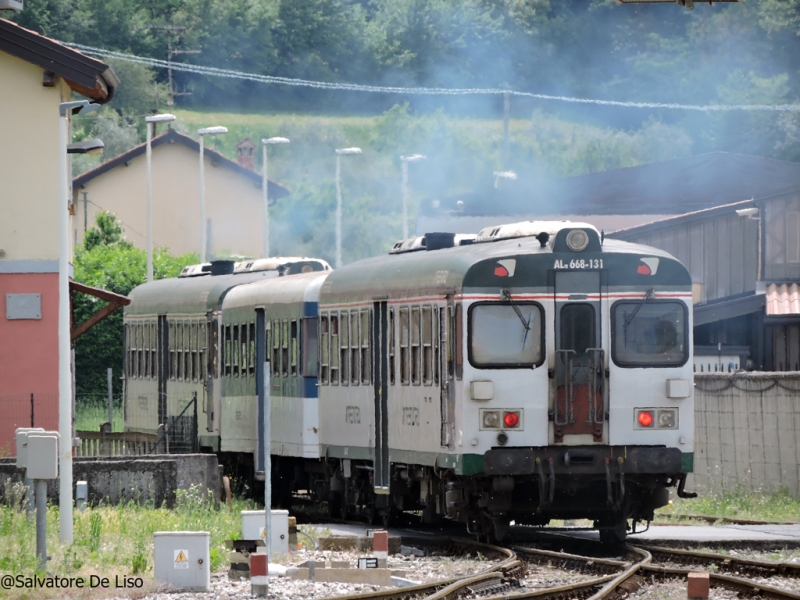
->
<box><xmin>0</xmin><ymin>482</ymin><xmax>259</xmax><ymax>599</ymax></box>
<box><xmin>74</xmin><ymin>399</ymin><xmax>124</xmax><ymax>433</ymax></box>
<box><xmin>657</xmin><ymin>489</ymin><xmax>800</xmax><ymax>523</ymax></box>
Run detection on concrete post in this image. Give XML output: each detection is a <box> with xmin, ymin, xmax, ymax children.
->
<box><xmin>250</xmin><ymin>552</ymin><xmax>268</xmax><ymax>597</ymax></box>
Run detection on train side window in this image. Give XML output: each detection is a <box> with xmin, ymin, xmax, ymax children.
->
<box><xmin>281</xmin><ymin>320</ymin><xmax>289</xmax><ymax>377</ymax></box>
<box><xmin>360</xmin><ymin>309</ymin><xmax>371</xmax><ymax>384</ymax></box>
<box><xmin>168</xmin><ymin>321</ymin><xmax>175</xmax><ymax>380</ymax></box>
<box><xmin>455</xmin><ymin>304</ymin><xmax>463</xmax><ymax>380</ymax></box>
<box><xmin>422</xmin><ymin>306</ymin><xmax>433</xmax><ymax>385</ymax></box>
<box><xmin>123</xmin><ymin>323</ymin><xmax>129</xmax><ymax>378</ymax></box>
<box><xmin>193</xmin><ymin>321</ymin><xmax>200</xmax><ymax>382</ymax></box>
<box><xmin>330</xmin><ymin>314</ymin><xmax>340</xmax><ymax>385</ymax></box>
<box><xmin>434</xmin><ymin>306</ymin><xmax>441</xmax><ymax>385</ymax></box>
<box><xmin>319</xmin><ymin>315</ymin><xmax>329</xmax><ymax>383</ymax></box>
<box><xmin>183</xmin><ymin>321</ymin><xmax>190</xmax><ymax>381</ymax></box>
<box><xmin>411</xmin><ymin>306</ymin><xmax>421</xmax><ymax>385</ymax></box>
<box><xmin>339</xmin><ymin>312</ymin><xmax>349</xmax><ymax>386</ymax></box>
<box><xmin>224</xmin><ymin>325</ymin><xmax>232</xmax><ymax>377</ymax></box>
<box><xmin>232</xmin><ymin>324</ymin><xmax>240</xmax><ymax>378</ymax></box>
<box><xmin>249</xmin><ymin>322</ymin><xmax>256</xmax><ymax>377</ymax></box>
<box><xmin>290</xmin><ymin>320</ymin><xmax>298</xmax><ymax>377</ymax></box>
<box><xmin>389</xmin><ymin>308</ymin><xmax>395</xmax><ymax>385</ymax></box>
<box><xmin>174</xmin><ymin>321</ymin><xmax>181</xmax><ymax>381</ymax></box>
<box><xmin>271</xmin><ymin>320</ymin><xmax>280</xmax><ymax>377</ymax></box>
<box><xmin>302</xmin><ymin>317</ymin><xmax>319</xmax><ymax>378</ymax></box>
<box><xmin>400</xmin><ymin>307</ymin><xmax>410</xmax><ymax>385</ymax></box>
<box><xmin>153</xmin><ymin>321</ymin><xmax>159</xmax><ymax>379</ymax></box>
<box><xmin>130</xmin><ymin>323</ymin><xmax>137</xmax><ymax>379</ymax></box>
<box><xmin>144</xmin><ymin>322</ymin><xmax>151</xmax><ymax>379</ymax></box>
<box><xmin>350</xmin><ymin>311</ymin><xmax>359</xmax><ymax>385</ymax></box>
<box><xmin>206</xmin><ymin>320</ymin><xmax>212</xmax><ymax>380</ymax></box>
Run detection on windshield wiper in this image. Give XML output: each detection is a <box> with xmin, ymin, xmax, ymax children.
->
<box><xmin>623</xmin><ymin>287</ymin><xmax>654</xmax><ymax>328</ymax></box>
<box><xmin>502</xmin><ymin>288</ymin><xmax>531</xmax><ymax>348</ymax></box>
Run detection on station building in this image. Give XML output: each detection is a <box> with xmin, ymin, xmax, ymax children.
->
<box><xmin>0</xmin><ymin>18</ymin><xmax>120</xmax><ymax>452</ymax></box>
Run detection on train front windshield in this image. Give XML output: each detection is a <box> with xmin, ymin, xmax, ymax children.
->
<box><xmin>612</xmin><ymin>301</ymin><xmax>688</xmax><ymax>366</ymax></box>
<box><xmin>469</xmin><ymin>302</ymin><xmax>543</xmax><ymax>367</ymax></box>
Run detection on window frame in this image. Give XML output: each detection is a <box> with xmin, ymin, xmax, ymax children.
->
<box><xmin>319</xmin><ymin>315</ymin><xmax>329</xmax><ymax>384</ymax></box>
<box><xmin>610</xmin><ymin>299</ymin><xmax>690</xmax><ymax>368</ymax></box>
<box><xmin>467</xmin><ymin>301</ymin><xmax>546</xmax><ymax>369</ymax></box>
<box><xmin>360</xmin><ymin>309</ymin><xmax>371</xmax><ymax>385</ymax></box>
<box><xmin>399</xmin><ymin>307</ymin><xmax>410</xmax><ymax>385</ymax></box>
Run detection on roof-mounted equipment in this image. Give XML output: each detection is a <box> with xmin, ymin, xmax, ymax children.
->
<box><xmin>475</xmin><ymin>220</ymin><xmax>599</xmax><ymax>244</ymax></box>
<box><xmin>390</xmin><ymin>233</ymin><xmax>477</xmax><ymax>255</ymax></box>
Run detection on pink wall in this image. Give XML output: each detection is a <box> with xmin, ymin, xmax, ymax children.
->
<box><xmin>0</xmin><ymin>273</ymin><xmax>59</xmax><ymax>454</ymax></box>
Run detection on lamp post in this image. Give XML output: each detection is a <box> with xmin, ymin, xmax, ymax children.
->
<box><xmin>198</xmin><ymin>126</ymin><xmax>228</xmax><ymax>262</ymax></box>
<box><xmin>145</xmin><ymin>114</ymin><xmax>176</xmax><ymax>282</ymax></box>
<box><xmin>493</xmin><ymin>170</ymin><xmax>517</xmax><ymax>188</ymax></box>
<box><xmin>58</xmin><ymin>99</ymin><xmax>102</xmax><ymax>543</ymax></box>
<box><xmin>334</xmin><ymin>147</ymin><xmax>362</xmax><ymax>268</ymax></box>
<box><xmin>261</xmin><ymin>137</ymin><xmax>290</xmax><ymax>258</ymax></box>
<box><xmin>400</xmin><ymin>154</ymin><xmax>426</xmax><ymax>240</ymax></box>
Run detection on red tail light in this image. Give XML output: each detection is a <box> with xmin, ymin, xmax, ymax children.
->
<box><xmin>503</xmin><ymin>412</ymin><xmax>520</xmax><ymax>428</ymax></box>
<box><xmin>637</xmin><ymin>411</ymin><xmax>654</xmax><ymax>427</ymax></box>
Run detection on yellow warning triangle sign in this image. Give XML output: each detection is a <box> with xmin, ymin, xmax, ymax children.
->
<box><xmin>175</xmin><ymin>551</ymin><xmax>188</xmax><ymax>562</ymax></box>
<box><xmin>260</xmin><ymin>527</ymin><xmax>266</xmax><ymax>538</ymax></box>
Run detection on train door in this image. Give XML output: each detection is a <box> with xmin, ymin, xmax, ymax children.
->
<box><xmin>205</xmin><ymin>315</ymin><xmax>218</xmax><ymax>433</ymax></box>
<box><xmin>255</xmin><ymin>309</ymin><xmax>267</xmax><ymax>477</ymax></box>
<box><xmin>440</xmin><ymin>297</ymin><xmax>455</xmax><ymax>447</ymax></box>
<box><xmin>372</xmin><ymin>301</ymin><xmax>389</xmax><ymax>493</ymax></box>
<box><xmin>553</xmin><ymin>271</ymin><xmax>605</xmax><ymax>443</ymax></box>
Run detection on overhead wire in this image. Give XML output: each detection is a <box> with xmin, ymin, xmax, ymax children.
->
<box><xmin>64</xmin><ymin>42</ymin><xmax>800</xmax><ymax>113</ymax></box>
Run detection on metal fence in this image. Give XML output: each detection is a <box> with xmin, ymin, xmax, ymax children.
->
<box><xmin>75</xmin><ymin>392</ymin><xmax>199</xmax><ymax>456</ymax></box>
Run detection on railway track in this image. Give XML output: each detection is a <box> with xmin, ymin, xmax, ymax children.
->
<box><xmin>316</xmin><ymin>530</ymin><xmax>800</xmax><ymax>600</ymax></box>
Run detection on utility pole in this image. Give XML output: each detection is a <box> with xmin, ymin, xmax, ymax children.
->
<box><xmin>136</xmin><ymin>25</ymin><xmax>200</xmax><ymax>106</ymax></box>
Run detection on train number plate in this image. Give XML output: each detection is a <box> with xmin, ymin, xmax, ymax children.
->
<box><xmin>553</xmin><ymin>259</ymin><xmax>603</xmax><ymax>269</ymax></box>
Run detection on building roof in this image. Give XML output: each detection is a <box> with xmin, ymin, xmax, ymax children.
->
<box><xmin>0</xmin><ymin>18</ymin><xmax>119</xmax><ymax>102</ymax></box>
<box><xmin>767</xmin><ymin>283</ymin><xmax>800</xmax><ymax>317</ymax></box>
<box><xmin>73</xmin><ymin>128</ymin><xmax>291</xmax><ymax>200</ymax></box>
<box><xmin>420</xmin><ymin>152</ymin><xmax>800</xmax><ymax>219</ymax></box>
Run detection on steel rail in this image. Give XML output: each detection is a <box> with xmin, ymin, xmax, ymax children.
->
<box><xmin>315</xmin><ymin>538</ymin><xmax>517</xmax><ymax>600</ymax></box>
<box><xmin>640</xmin><ymin>544</ymin><xmax>800</xmax><ymax>579</ymax></box>
<box><xmin>642</xmin><ymin>564</ymin><xmax>800</xmax><ymax>600</ymax></box>
<box><xmin>514</xmin><ymin>545</ymin><xmax>630</xmax><ymax>574</ymax></box>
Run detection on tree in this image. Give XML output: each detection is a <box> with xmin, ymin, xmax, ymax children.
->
<box><xmin>73</xmin><ymin>212</ymin><xmax>196</xmax><ymax>395</ymax></box>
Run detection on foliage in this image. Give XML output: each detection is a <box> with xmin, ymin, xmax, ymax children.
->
<box><xmin>73</xmin><ymin>212</ymin><xmax>196</xmax><ymax>395</ymax></box>
<box><xmin>0</xmin><ymin>485</ymin><xmax>256</xmax><ymax>592</ymax></box>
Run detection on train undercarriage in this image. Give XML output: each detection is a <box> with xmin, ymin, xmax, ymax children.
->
<box><xmin>225</xmin><ymin>444</ymin><xmax>692</xmax><ymax>544</ymax></box>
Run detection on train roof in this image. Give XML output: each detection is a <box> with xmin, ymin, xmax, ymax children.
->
<box><xmin>222</xmin><ymin>271</ymin><xmax>329</xmax><ymax>312</ymax></box>
<box><xmin>125</xmin><ymin>270</ymin><xmax>284</xmax><ymax>316</ymax></box>
<box><xmin>320</xmin><ymin>222</ymin><xmax>688</xmax><ymax>304</ymax></box>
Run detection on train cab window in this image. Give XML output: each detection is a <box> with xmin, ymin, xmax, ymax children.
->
<box><xmin>271</xmin><ymin>320</ymin><xmax>281</xmax><ymax>377</ymax></box>
<box><xmin>330</xmin><ymin>314</ymin><xmax>340</xmax><ymax>385</ymax></box>
<box><xmin>340</xmin><ymin>313</ymin><xmax>350</xmax><ymax>386</ymax></box>
<box><xmin>612</xmin><ymin>300</ymin><xmax>688</xmax><ymax>367</ymax></box>
<box><xmin>319</xmin><ymin>315</ymin><xmax>329</xmax><ymax>383</ymax></box>
<box><xmin>422</xmin><ymin>306</ymin><xmax>433</xmax><ymax>385</ymax></box>
<box><xmin>411</xmin><ymin>307</ymin><xmax>421</xmax><ymax>385</ymax></box>
<box><xmin>389</xmin><ymin>309</ymin><xmax>396</xmax><ymax>385</ymax></box>
<box><xmin>224</xmin><ymin>325</ymin><xmax>232</xmax><ymax>377</ymax></box>
<box><xmin>560</xmin><ymin>304</ymin><xmax>595</xmax><ymax>358</ymax></box>
<box><xmin>455</xmin><ymin>304</ymin><xmax>463</xmax><ymax>379</ymax></box>
<box><xmin>399</xmin><ymin>307</ymin><xmax>410</xmax><ymax>385</ymax></box>
<box><xmin>302</xmin><ymin>317</ymin><xmax>319</xmax><ymax>378</ymax></box>
<box><xmin>350</xmin><ymin>312</ymin><xmax>359</xmax><ymax>385</ymax></box>
<box><xmin>469</xmin><ymin>302</ymin><xmax>543</xmax><ymax>368</ymax></box>
<box><xmin>290</xmin><ymin>320</ymin><xmax>298</xmax><ymax>377</ymax></box>
<box><xmin>360</xmin><ymin>309</ymin><xmax>371</xmax><ymax>384</ymax></box>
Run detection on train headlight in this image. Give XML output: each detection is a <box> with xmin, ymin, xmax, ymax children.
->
<box><xmin>482</xmin><ymin>411</ymin><xmax>500</xmax><ymax>428</ymax></box>
<box><xmin>637</xmin><ymin>410</ymin><xmax>654</xmax><ymax>427</ymax></box>
<box><xmin>566</xmin><ymin>229</ymin><xmax>590</xmax><ymax>252</ymax></box>
<box><xmin>635</xmin><ymin>408</ymin><xmax>678</xmax><ymax>429</ymax></box>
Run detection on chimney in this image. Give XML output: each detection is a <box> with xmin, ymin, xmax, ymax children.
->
<box><xmin>236</xmin><ymin>138</ymin><xmax>256</xmax><ymax>171</ymax></box>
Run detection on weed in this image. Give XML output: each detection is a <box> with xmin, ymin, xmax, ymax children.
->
<box><xmin>132</xmin><ymin>541</ymin><xmax>147</xmax><ymax>575</ymax></box>
<box><xmin>88</xmin><ymin>512</ymin><xmax>102</xmax><ymax>552</ymax></box>
<box><xmin>659</xmin><ymin>489</ymin><xmax>800</xmax><ymax>523</ymax></box>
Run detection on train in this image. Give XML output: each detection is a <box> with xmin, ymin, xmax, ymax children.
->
<box><xmin>122</xmin><ymin>221</ymin><xmax>695</xmax><ymax>542</ymax></box>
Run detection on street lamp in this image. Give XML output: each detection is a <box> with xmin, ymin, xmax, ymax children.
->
<box><xmin>400</xmin><ymin>154</ymin><xmax>426</xmax><ymax>240</ymax></box>
<box><xmin>145</xmin><ymin>114</ymin><xmax>176</xmax><ymax>282</ymax></box>
<box><xmin>334</xmin><ymin>147</ymin><xmax>362</xmax><ymax>268</ymax></box>
<box><xmin>198</xmin><ymin>126</ymin><xmax>227</xmax><ymax>262</ymax></box>
<box><xmin>59</xmin><ymin>99</ymin><xmax>101</xmax><ymax>544</ymax></box>
<box><xmin>261</xmin><ymin>137</ymin><xmax>290</xmax><ymax>258</ymax></box>
<box><xmin>493</xmin><ymin>170</ymin><xmax>517</xmax><ymax>189</ymax></box>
